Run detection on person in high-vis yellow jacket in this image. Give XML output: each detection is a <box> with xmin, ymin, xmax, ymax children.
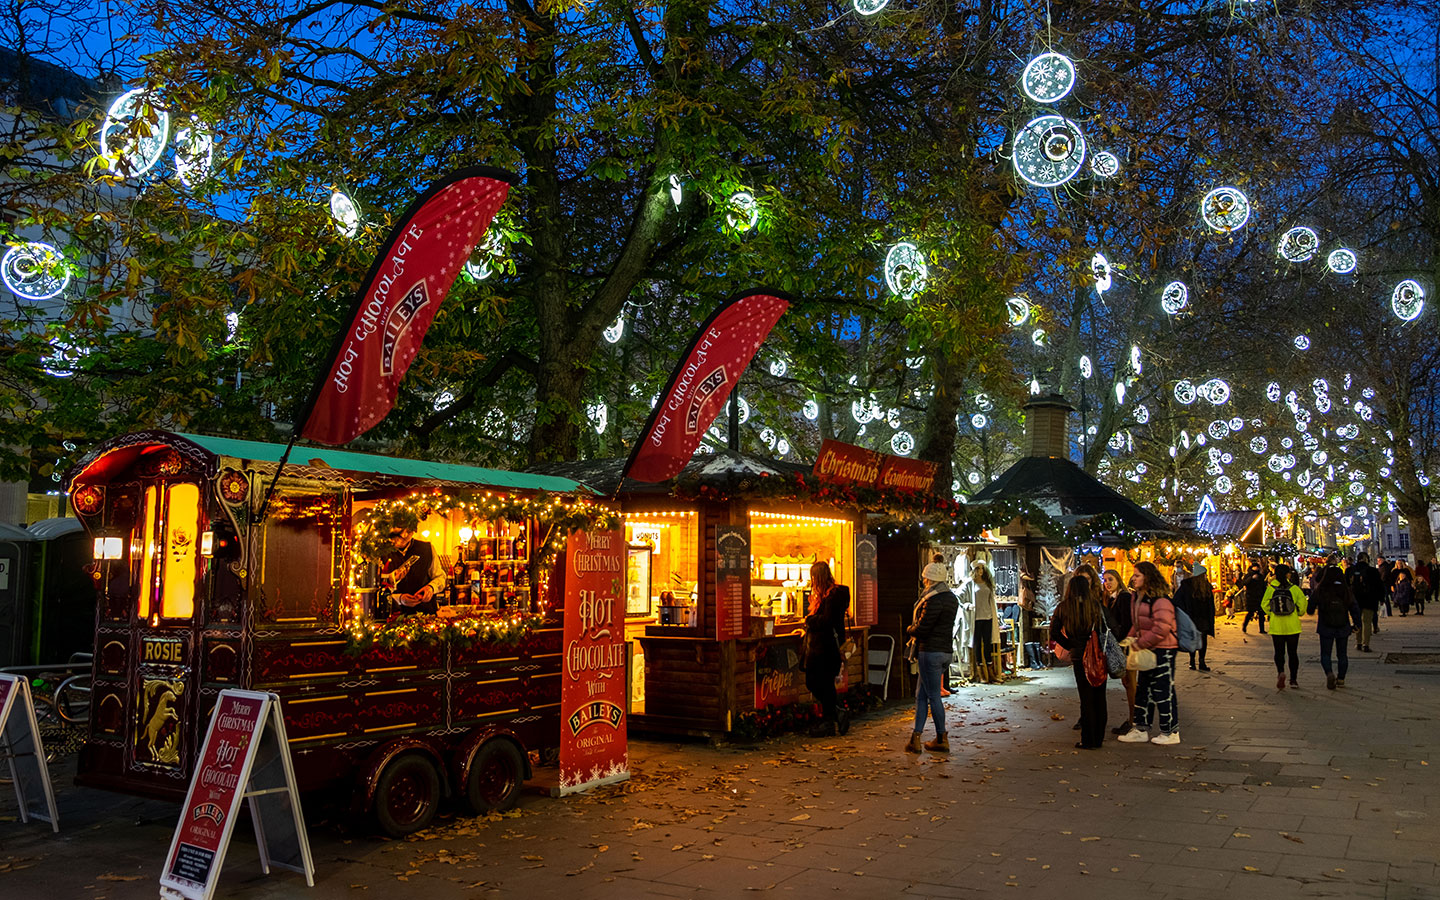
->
<box><xmin>1262</xmin><ymin>564</ymin><xmax>1310</xmax><ymax>690</ymax></box>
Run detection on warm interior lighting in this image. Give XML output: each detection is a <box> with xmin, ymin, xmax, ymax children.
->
<box><xmin>200</xmin><ymin>530</ymin><xmax>214</xmax><ymax>557</ymax></box>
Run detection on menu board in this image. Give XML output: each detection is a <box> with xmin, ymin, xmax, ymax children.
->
<box><xmin>715</xmin><ymin>525</ymin><xmax>750</xmax><ymax>641</ymax></box>
<box><xmin>853</xmin><ymin>534</ymin><xmax>878</xmax><ymax>627</ymax></box>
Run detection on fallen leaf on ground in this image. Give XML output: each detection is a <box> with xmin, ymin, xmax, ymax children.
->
<box><xmin>97</xmin><ymin>874</ymin><xmax>143</xmax><ymax>882</ymax></box>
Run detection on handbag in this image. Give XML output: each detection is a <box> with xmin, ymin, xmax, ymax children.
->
<box><xmin>1126</xmin><ymin>645</ymin><xmax>1157</xmax><ymax>671</ymax></box>
<box><xmin>1102</xmin><ymin>627</ymin><xmax>1126</xmax><ymax>678</ymax></box>
<box><xmin>1049</xmin><ymin>640</ymin><xmax>1071</xmax><ymax>665</ymax></box>
<box><xmin>1083</xmin><ymin>631</ymin><xmax>1107</xmax><ymax>687</ymax></box>
<box><xmin>841</xmin><ymin>637</ymin><xmax>858</xmax><ymax>660</ymax></box>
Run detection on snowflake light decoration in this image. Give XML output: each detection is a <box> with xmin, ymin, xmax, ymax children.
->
<box><xmin>769</xmin><ymin>359</ymin><xmax>787</xmax><ymax>377</ymax></box>
<box><xmin>1091</xmin><ymin>151</ymin><xmax>1120</xmax><ymax>178</ymax></box>
<box><xmin>330</xmin><ymin>190</ymin><xmax>361</xmax><ymax>237</ymax></box>
<box><xmin>1228</xmin><ymin>417</ymin><xmax>1243</xmax><ymax>431</ymax></box>
<box><xmin>1115</xmin><ymin>382</ymin><xmax>1126</xmax><ymax>405</ymax></box>
<box><xmin>1215</xmin><ymin>476</ymin><xmax>1233</xmax><ymax>494</ymax></box>
<box><xmin>1160</xmin><ymin>281</ymin><xmax>1189</xmax><ymax>315</ymax></box>
<box><xmin>1392</xmin><ymin>279</ymin><xmax>1425</xmax><ymax>322</ymax></box>
<box><xmin>1326</xmin><ymin>248</ymin><xmax>1357</xmax><ymax>274</ymax></box>
<box><xmin>975</xmin><ymin>392</ymin><xmax>994</xmax><ymax>411</ymax></box>
<box><xmin>1174</xmin><ymin>380</ymin><xmax>1197</xmax><ymax>405</ymax></box>
<box><xmin>1293</xmin><ymin>335</ymin><xmax>1310</xmax><ymax>350</ymax></box>
<box><xmin>587</xmin><ymin>403</ymin><xmax>608</xmax><ymax>434</ymax></box>
<box><xmin>1012</xmin><ymin>115</ymin><xmax>1088</xmax><ymax>188</ymax></box>
<box><xmin>885</xmin><ymin>242</ymin><xmax>928</xmax><ymax>299</ymax></box>
<box><xmin>971</xmin><ymin>413</ymin><xmax>989</xmax><ymax>429</ymax></box>
<box><xmin>1277</xmin><ymin>226</ymin><xmax>1319</xmax><ymax>263</ymax></box>
<box><xmin>1201</xmin><ymin>186</ymin><xmax>1251</xmax><ymax>232</ymax></box>
<box><xmin>668</xmin><ymin>174</ymin><xmax>683</xmax><ymax>207</ymax></box>
<box><xmin>1031</xmin><ymin>327</ymin><xmax>1047</xmax><ymax>346</ymax></box>
<box><xmin>174</xmin><ymin>123</ymin><xmax>214</xmax><ymax>187</ymax></box>
<box><xmin>1007</xmin><ymin>296</ymin><xmax>1031</xmax><ymax>326</ymax></box>
<box><xmin>100</xmin><ymin>88</ymin><xmax>170</xmax><ymax>177</ymax></box>
<box><xmin>464</xmin><ymin>229</ymin><xmax>505</xmax><ymax>281</ymax></box>
<box><xmin>1021</xmin><ymin>52</ymin><xmax>1077</xmax><ymax>103</ymax></box>
<box><xmin>1092</xmin><ymin>252</ymin><xmax>1112</xmax><ymax>293</ymax></box>
<box><xmin>803</xmin><ymin>399</ymin><xmax>819</xmax><ymax>420</ymax></box>
<box><xmin>853</xmin><ymin>0</ymin><xmax>890</xmax><ymax>15</ymax></box>
<box><xmin>1208</xmin><ymin>420</ymin><xmax>1230</xmax><ymax>439</ymax></box>
<box><xmin>603</xmin><ymin>315</ymin><xmax>625</xmax><ymax>343</ymax></box>
<box><xmin>726</xmin><ymin>192</ymin><xmax>759</xmax><ymax>231</ymax></box>
<box><xmin>1</xmin><ymin>242</ymin><xmax>70</xmax><ymax>300</ymax></box>
<box><xmin>1200</xmin><ymin>378</ymin><xmax>1231</xmax><ymax>405</ymax></box>
<box><xmin>1134</xmin><ymin>404</ymin><xmax>1150</xmax><ymax>424</ymax></box>
<box><xmin>1079</xmin><ymin>355</ymin><xmax>1093</xmax><ymax>379</ymax></box>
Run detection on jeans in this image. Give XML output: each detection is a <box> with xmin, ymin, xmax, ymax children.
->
<box><xmin>914</xmin><ymin>651</ymin><xmax>951</xmax><ymax>735</ymax></box>
<box><xmin>1318</xmin><ymin>632</ymin><xmax>1349</xmax><ymax>679</ymax></box>
<box><xmin>1242</xmin><ymin>609</ymin><xmax>1267</xmax><ymax>632</ymax></box>
<box><xmin>1134</xmin><ymin>649</ymin><xmax>1178</xmax><ymax>734</ymax></box>
<box><xmin>1272</xmin><ymin>633</ymin><xmax>1301</xmax><ymax>680</ymax></box>
<box><xmin>1359</xmin><ymin>609</ymin><xmax>1375</xmax><ymax>648</ymax></box>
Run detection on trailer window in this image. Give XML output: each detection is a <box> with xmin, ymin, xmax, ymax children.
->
<box><xmin>137</xmin><ymin>482</ymin><xmax>201</xmax><ymax>622</ymax></box>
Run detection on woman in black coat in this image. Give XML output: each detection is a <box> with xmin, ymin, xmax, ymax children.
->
<box><xmin>1174</xmin><ymin>562</ymin><xmax>1216</xmax><ymax>671</ymax></box>
<box><xmin>804</xmin><ymin>561</ymin><xmax>852</xmax><ymax>737</ymax></box>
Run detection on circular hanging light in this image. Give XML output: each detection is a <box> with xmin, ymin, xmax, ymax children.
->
<box><xmin>975</xmin><ymin>393</ymin><xmax>994</xmax><ymax>411</ymax></box>
<box><xmin>1294</xmin><ymin>335</ymin><xmax>1311</xmax><ymax>350</ymax></box>
<box><xmin>1174</xmin><ymin>379</ymin><xmax>1197</xmax><ymax>405</ymax></box>
<box><xmin>587</xmin><ymin>403</ymin><xmax>608</xmax><ymax>434</ymax></box>
<box><xmin>1091</xmin><ymin>151</ymin><xmax>1120</xmax><ymax>178</ymax></box>
<box><xmin>1215</xmin><ymin>475</ymin><xmax>1234</xmax><ymax>495</ymax></box>
<box><xmin>736</xmin><ymin>397</ymin><xmax>750</xmax><ymax>424</ymax></box>
<box><xmin>1228</xmin><ymin>416</ymin><xmax>1244</xmax><ymax>431</ymax></box>
<box><xmin>1021</xmin><ymin>51</ymin><xmax>1077</xmax><ymax>103</ymax></box>
<box><xmin>891</xmin><ymin>431</ymin><xmax>915</xmax><ymax>456</ymax></box>
<box><xmin>1200</xmin><ymin>186</ymin><xmax>1251</xmax><ymax>232</ymax></box>
<box><xmin>905</xmin><ymin>356</ymin><xmax>925</xmax><ymax>370</ymax></box>
<box><xmin>803</xmin><ymin>399</ymin><xmax>819</xmax><ymax>420</ymax></box>
<box><xmin>174</xmin><ymin>122</ymin><xmax>214</xmax><ymax>188</ymax></box>
<box><xmin>759</xmin><ymin>427</ymin><xmax>777</xmax><ymax>448</ymax></box>
<box><xmin>884</xmin><ymin>242</ymin><xmax>928</xmax><ymax>300</ymax></box>
<box><xmin>853</xmin><ymin>0</ymin><xmax>890</xmax><ymax>15</ymax></box>
<box><xmin>1012</xmin><ymin>114</ymin><xmax>1088</xmax><ymax>188</ymax></box>
<box><xmin>1392</xmin><ymin>279</ymin><xmax>1425</xmax><ymax>322</ymax></box>
<box><xmin>1362</xmin><ymin>387</ymin><xmax>1375</xmax><ymax>399</ymax></box>
<box><xmin>1160</xmin><ymin>281</ymin><xmax>1189</xmax><ymax>315</ymax></box>
<box><xmin>1129</xmin><ymin>344</ymin><xmax>1142</xmax><ymax>375</ymax></box>
<box><xmin>668</xmin><ymin>174</ymin><xmax>683</xmax><ymax>207</ymax></box>
<box><xmin>1281</xmin><ymin>437</ymin><xmax>1294</xmax><ymax>449</ymax></box>
<box><xmin>886</xmin><ymin>407</ymin><xmax>902</xmax><ymax>428</ymax></box>
<box><xmin>1031</xmin><ymin>327</ymin><xmax>1047</xmax><ymax>346</ymax></box>
<box><xmin>1115</xmin><ymin>382</ymin><xmax>1126</xmax><ymax>405</ymax></box>
<box><xmin>1268</xmin><ymin>454</ymin><xmax>1285</xmax><ymax>473</ymax></box>
<box><xmin>1092</xmin><ymin>252</ymin><xmax>1112</xmax><ymax>293</ymax></box>
<box><xmin>41</xmin><ymin>338</ymin><xmax>89</xmax><ymax>378</ymax></box>
<box><xmin>971</xmin><ymin>413</ymin><xmax>989</xmax><ymax>429</ymax></box>
<box><xmin>603</xmin><ymin>314</ymin><xmax>625</xmax><ymax>343</ymax></box>
<box><xmin>1208</xmin><ymin>420</ymin><xmax>1230</xmax><ymax>439</ymax></box>
<box><xmin>464</xmin><ymin>229</ymin><xmax>506</xmax><ymax>281</ymax></box>
<box><xmin>1</xmin><ymin>241</ymin><xmax>70</xmax><ymax>300</ymax></box>
<box><xmin>1327</xmin><ymin>248</ymin><xmax>1357</xmax><ymax>274</ymax></box>
<box><xmin>1265</xmin><ymin>382</ymin><xmax>1281</xmax><ymax>402</ymax></box>
<box><xmin>1250</xmin><ymin>436</ymin><xmax>1269</xmax><ymax>453</ymax></box>
<box><xmin>1311</xmin><ymin>378</ymin><xmax>1329</xmax><ymax>395</ymax></box>
<box><xmin>1312</xmin><ymin>450</ymin><xmax>1328</xmax><ymax>465</ymax></box>
<box><xmin>329</xmin><ymin>190</ymin><xmax>361</xmax><ymax>238</ymax></box>
<box><xmin>1078</xmin><ymin>354</ymin><xmax>1092</xmax><ymax>379</ymax></box>
<box><xmin>1277</xmin><ymin>226</ymin><xmax>1320</xmax><ymax>263</ymax></box>
<box><xmin>1134</xmin><ymin>404</ymin><xmax>1150</xmax><ymax>424</ymax></box>
<box><xmin>1316</xmin><ymin>395</ymin><xmax>1331</xmax><ymax>413</ymax></box>
<box><xmin>100</xmin><ymin>88</ymin><xmax>170</xmax><ymax>177</ymax></box>
<box><xmin>726</xmin><ymin>191</ymin><xmax>759</xmax><ymax>231</ymax></box>
<box><xmin>968</xmin><ymin>471</ymin><xmax>983</xmax><ymax>485</ymax></box>
<box><xmin>851</xmin><ymin>399</ymin><xmax>877</xmax><ymax>424</ymax></box>
<box><xmin>433</xmin><ymin>391</ymin><xmax>455</xmax><ymax>411</ymax></box>
<box><xmin>1201</xmin><ymin>378</ymin><xmax>1231</xmax><ymax>405</ymax></box>
<box><xmin>777</xmin><ymin>438</ymin><xmax>790</xmax><ymax>456</ymax></box>
<box><xmin>1007</xmin><ymin>296</ymin><xmax>1031</xmax><ymax>326</ymax></box>
<box><xmin>769</xmin><ymin>358</ymin><xmax>787</xmax><ymax>378</ymax></box>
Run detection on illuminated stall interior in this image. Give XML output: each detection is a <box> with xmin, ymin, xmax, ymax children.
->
<box><xmin>622</xmin><ymin>509</ymin><xmax>700</xmax><ymax>713</ymax></box>
<box><xmin>747</xmin><ymin>509</ymin><xmax>855</xmax><ymax>628</ymax></box>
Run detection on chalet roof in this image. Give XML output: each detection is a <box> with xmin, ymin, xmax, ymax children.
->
<box><xmin>1168</xmin><ymin>508</ymin><xmax>1266</xmax><ymax>544</ymax></box>
<box><xmin>968</xmin><ymin>455</ymin><xmax>1172</xmax><ymax>534</ymax></box>
<box><xmin>531</xmin><ymin>452</ymin><xmax>811</xmax><ymax>497</ymax></box>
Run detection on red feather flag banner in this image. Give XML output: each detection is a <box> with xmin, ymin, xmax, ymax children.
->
<box><xmin>623</xmin><ymin>289</ymin><xmax>792</xmax><ymax>483</ymax></box>
<box><xmin>300</xmin><ymin>166</ymin><xmax>516</xmax><ymax>445</ymax></box>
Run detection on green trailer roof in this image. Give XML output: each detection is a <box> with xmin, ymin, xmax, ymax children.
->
<box><xmin>174</xmin><ymin>433</ymin><xmax>590</xmax><ymax>494</ymax></box>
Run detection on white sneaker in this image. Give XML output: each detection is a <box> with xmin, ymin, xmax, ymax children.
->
<box><xmin>1116</xmin><ymin>728</ymin><xmax>1150</xmax><ymax>743</ymax></box>
<box><xmin>1150</xmin><ymin>731</ymin><xmax>1180</xmax><ymax>745</ymax></box>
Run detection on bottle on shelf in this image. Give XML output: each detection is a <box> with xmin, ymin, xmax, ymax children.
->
<box><xmin>513</xmin><ymin>528</ymin><xmax>527</xmax><ymax>560</ymax></box>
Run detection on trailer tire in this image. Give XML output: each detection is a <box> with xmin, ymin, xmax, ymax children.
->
<box><xmin>465</xmin><ymin>739</ymin><xmax>524</xmax><ymax>814</ymax></box>
<box><xmin>374</xmin><ymin>753</ymin><xmax>441</xmax><ymax>837</ymax></box>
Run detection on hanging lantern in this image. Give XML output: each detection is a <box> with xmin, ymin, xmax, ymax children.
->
<box><xmin>1021</xmin><ymin>51</ymin><xmax>1077</xmax><ymax>103</ymax></box>
<box><xmin>1327</xmin><ymin>248</ymin><xmax>1357</xmax><ymax>274</ymax></box>
<box><xmin>1277</xmin><ymin>226</ymin><xmax>1320</xmax><ymax>263</ymax></box>
<box><xmin>1160</xmin><ymin>281</ymin><xmax>1189</xmax><ymax>315</ymax></box>
<box><xmin>1200</xmin><ymin>186</ymin><xmax>1251</xmax><ymax>232</ymax></box>
<box><xmin>1391</xmin><ymin>279</ymin><xmax>1425</xmax><ymax>321</ymax></box>
<box><xmin>1012</xmin><ymin>114</ymin><xmax>1088</xmax><ymax>187</ymax></box>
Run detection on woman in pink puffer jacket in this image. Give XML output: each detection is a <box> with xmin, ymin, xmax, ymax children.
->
<box><xmin>1118</xmin><ymin>561</ymin><xmax>1181</xmax><ymax>746</ymax></box>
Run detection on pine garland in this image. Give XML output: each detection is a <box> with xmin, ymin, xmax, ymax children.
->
<box><xmin>345</xmin><ymin>610</ymin><xmax>548</xmax><ymax>655</ymax></box>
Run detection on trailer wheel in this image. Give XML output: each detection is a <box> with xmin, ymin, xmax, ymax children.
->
<box><xmin>466</xmin><ymin>739</ymin><xmax>524</xmax><ymax>814</ymax></box>
<box><xmin>373</xmin><ymin>754</ymin><xmax>441</xmax><ymax>837</ymax></box>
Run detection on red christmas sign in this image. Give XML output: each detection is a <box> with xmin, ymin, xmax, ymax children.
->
<box><xmin>813</xmin><ymin>438</ymin><xmax>937</xmax><ymax>494</ymax></box>
<box><xmin>624</xmin><ymin>290</ymin><xmax>791</xmax><ymax>483</ymax></box>
<box><xmin>163</xmin><ymin>693</ymin><xmax>266</xmax><ymax>892</ymax></box>
<box><xmin>301</xmin><ymin>167</ymin><xmax>515</xmax><ymax>445</ymax></box>
<box><xmin>558</xmin><ymin>528</ymin><xmax>629</xmax><ymax>794</ymax></box>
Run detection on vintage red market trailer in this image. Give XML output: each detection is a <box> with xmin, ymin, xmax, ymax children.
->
<box><xmin>67</xmin><ymin>430</ymin><xmax>607</xmax><ymax>835</ymax></box>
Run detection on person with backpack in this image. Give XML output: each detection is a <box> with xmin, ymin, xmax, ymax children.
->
<box><xmin>1312</xmin><ymin>564</ymin><xmax>1359</xmax><ymax>690</ymax></box>
<box><xmin>1052</xmin><ymin>572</ymin><xmax>1108</xmax><ymax>749</ymax></box>
<box><xmin>1262</xmin><ymin>563</ymin><xmax>1310</xmax><ymax>690</ymax></box>
<box><xmin>1174</xmin><ymin>561</ymin><xmax>1215</xmax><ymax>671</ymax></box>
<box><xmin>1118</xmin><ymin>561</ymin><xmax>1181</xmax><ymax>746</ymax></box>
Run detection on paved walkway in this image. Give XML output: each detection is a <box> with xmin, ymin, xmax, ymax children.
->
<box><xmin>3</xmin><ymin>609</ymin><xmax>1437</xmax><ymax>898</ymax></box>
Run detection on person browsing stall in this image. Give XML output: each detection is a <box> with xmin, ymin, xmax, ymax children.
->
<box><xmin>381</xmin><ymin>519</ymin><xmax>445</xmax><ymax>615</ymax></box>
<box><xmin>804</xmin><ymin>561</ymin><xmax>852</xmax><ymax>737</ymax></box>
